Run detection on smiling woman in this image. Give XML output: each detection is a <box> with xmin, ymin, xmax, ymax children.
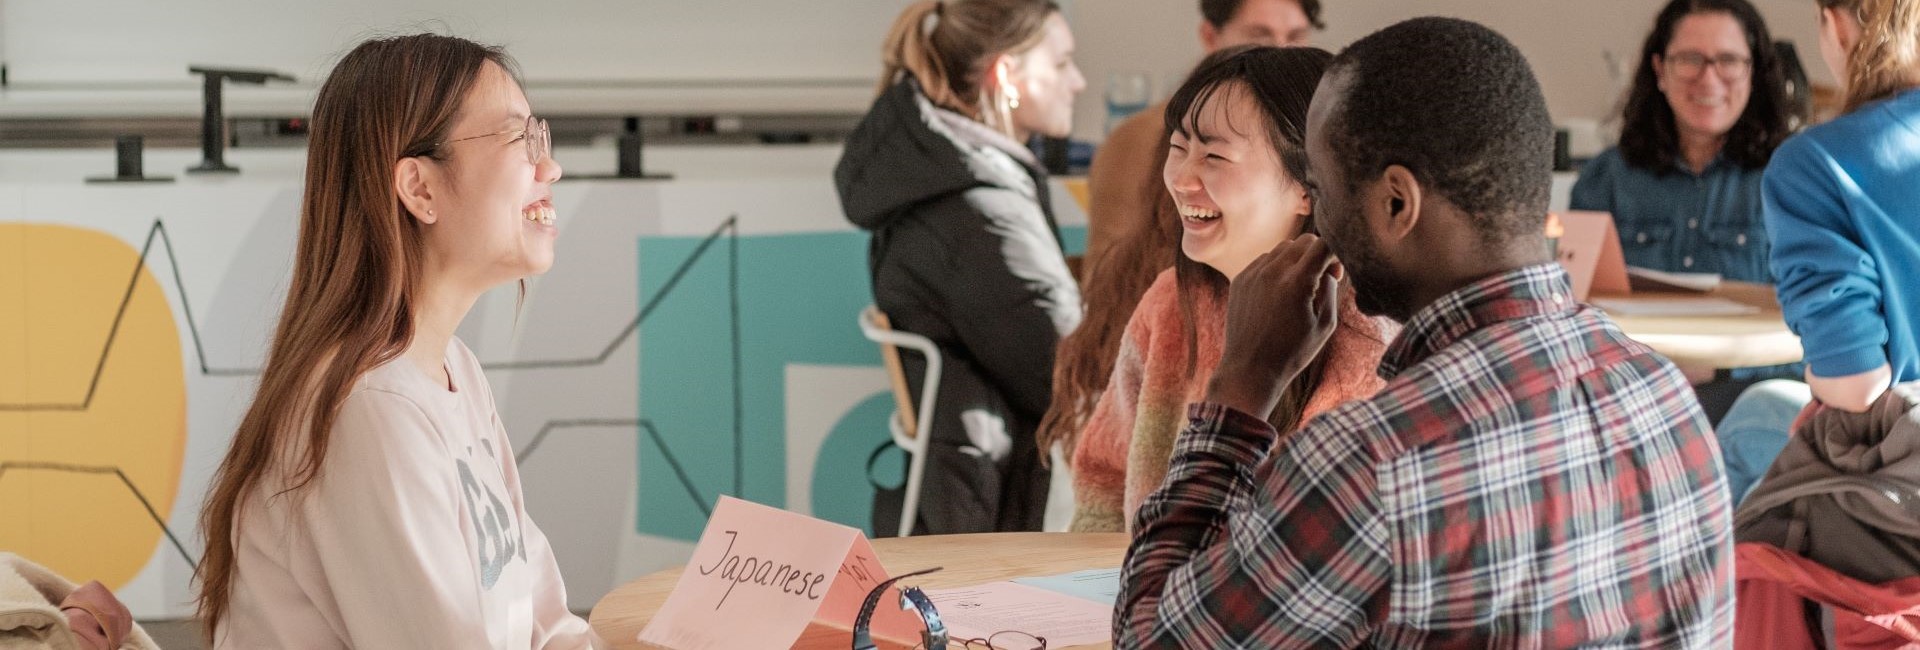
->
<box><xmin>194</xmin><ymin>33</ymin><xmax>597</xmax><ymax>649</ymax></box>
<box><xmin>1571</xmin><ymin>0</ymin><xmax>1793</xmax><ymax>284</ymax></box>
<box><xmin>835</xmin><ymin>0</ymin><xmax>1085</xmax><ymax>536</ymax></box>
<box><xmin>1568</xmin><ymin>0</ymin><xmax>1803</xmax><ymax>424</ymax></box>
<box><xmin>1064</xmin><ymin>46</ymin><xmax>1392</xmax><ymax>533</ymax></box>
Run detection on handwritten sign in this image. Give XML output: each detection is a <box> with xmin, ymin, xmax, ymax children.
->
<box><xmin>638</xmin><ymin>496</ymin><xmax>923</xmax><ymax>649</ymax></box>
<box><xmin>1556</xmin><ymin>210</ymin><xmax>1629</xmax><ymax>301</ymax></box>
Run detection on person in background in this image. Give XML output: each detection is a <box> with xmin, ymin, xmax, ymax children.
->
<box><xmin>1062</xmin><ymin>46</ymin><xmax>1389</xmax><ymax>533</ymax></box>
<box><xmin>1721</xmin><ymin>0</ymin><xmax>1920</xmax><ymax>507</ymax></box>
<box><xmin>835</xmin><ymin>0</ymin><xmax>1085</xmax><ymax>534</ymax></box>
<box><xmin>1569</xmin><ymin>0</ymin><xmax>1801</xmax><ymax>424</ymax></box>
<box><xmin>1115</xmin><ymin>18</ymin><xmax>1732</xmax><ymax>646</ymax></box>
<box><xmin>1038</xmin><ymin>0</ymin><xmax>1322</xmax><ymax>477</ymax></box>
<box><xmin>195</xmin><ymin>34</ymin><xmax>598</xmax><ymax>648</ymax></box>
<box><xmin>1765</xmin><ymin>0</ymin><xmax>1920</xmax><ymax>415</ymax></box>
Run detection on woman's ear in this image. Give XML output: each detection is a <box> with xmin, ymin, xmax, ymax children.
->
<box><xmin>393</xmin><ymin>157</ymin><xmax>438</xmax><ymax>225</ymax></box>
<box><xmin>988</xmin><ymin>54</ymin><xmax>1021</xmax><ymax>98</ymax></box>
<box><xmin>1820</xmin><ymin>7</ymin><xmax>1863</xmax><ymax>53</ymax></box>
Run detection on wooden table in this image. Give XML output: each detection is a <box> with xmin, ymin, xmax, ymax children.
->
<box><xmin>590</xmin><ymin>532</ymin><xmax>1129</xmax><ymax>649</ymax></box>
<box><xmin>1599</xmin><ymin>281</ymin><xmax>1802</xmax><ymax>370</ymax></box>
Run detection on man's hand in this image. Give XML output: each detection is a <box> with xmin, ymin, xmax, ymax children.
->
<box><xmin>1205</xmin><ymin>234</ymin><xmax>1343</xmax><ymax>421</ymax></box>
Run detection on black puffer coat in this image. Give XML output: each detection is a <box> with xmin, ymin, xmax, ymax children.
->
<box><xmin>835</xmin><ymin>78</ymin><xmax>1082</xmax><ymax>534</ymax></box>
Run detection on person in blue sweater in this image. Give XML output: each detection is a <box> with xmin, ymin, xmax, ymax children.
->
<box><xmin>1726</xmin><ymin>0</ymin><xmax>1920</xmax><ymax>503</ymax></box>
<box><xmin>1570</xmin><ymin>0</ymin><xmax>1801</xmax><ymax>424</ymax></box>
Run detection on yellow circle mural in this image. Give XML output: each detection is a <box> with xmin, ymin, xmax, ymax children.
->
<box><xmin>0</xmin><ymin>223</ymin><xmax>188</xmax><ymax>589</ymax></box>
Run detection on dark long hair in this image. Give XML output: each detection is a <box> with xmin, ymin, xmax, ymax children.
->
<box><xmin>1167</xmin><ymin>45</ymin><xmax>1333</xmax><ymax>432</ymax></box>
<box><xmin>195</xmin><ymin>34</ymin><xmax>515</xmax><ymax>638</ymax></box>
<box><xmin>1619</xmin><ymin>0</ymin><xmax>1794</xmax><ymax>172</ymax></box>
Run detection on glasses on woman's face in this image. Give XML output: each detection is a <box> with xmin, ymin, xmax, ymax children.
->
<box><xmin>435</xmin><ymin>114</ymin><xmax>551</xmax><ymax>165</ymax></box>
<box><xmin>1663</xmin><ymin>51</ymin><xmax>1753</xmax><ymax>81</ymax></box>
<box><xmin>911</xmin><ymin>631</ymin><xmax>1046</xmax><ymax>650</ymax></box>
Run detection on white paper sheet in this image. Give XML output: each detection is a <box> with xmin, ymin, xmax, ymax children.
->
<box><xmin>1594</xmin><ymin>296</ymin><xmax>1760</xmax><ymax>317</ymax></box>
<box><xmin>1626</xmin><ymin>266</ymin><xmax>1723</xmax><ymax>292</ymax></box>
<box><xmin>924</xmin><ymin>582</ymin><xmax>1113</xmax><ymax>647</ymax></box>
<box><xmin>1012</xmin><ymin>568</ymin><xmax>1122</xmax><ymax>606</ymax></box>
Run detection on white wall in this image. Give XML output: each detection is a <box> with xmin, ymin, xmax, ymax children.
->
<box><xmin>2</xmin><ymin>0</ymin><xmax>914</xmax><ymax>84</ymax></box>
<box><xmin>2</xmin><ymin>1</ymin><xmax>1828</xmax><ymax>135</ymax></box>
<box><xmin>1066</xmin><ymin>0</ymin><xmax>1830</xmax><ymax>143</ymax></box>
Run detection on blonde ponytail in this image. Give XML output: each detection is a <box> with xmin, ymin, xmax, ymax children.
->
<box><xmin>880</xmin><ymin>1</ymin><xmax>963</xmax><ymax>108</ymax></box>
<box><xmin>874</xmin><ymin>0</ymin><xmax>1060</xmax><ymax>121</ymax></box>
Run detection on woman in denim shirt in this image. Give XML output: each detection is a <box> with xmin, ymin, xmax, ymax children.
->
<box><xmin>1570</xmin><ymin>0</ymin><xmax>1800</xmax><ymax>423</ymax></box>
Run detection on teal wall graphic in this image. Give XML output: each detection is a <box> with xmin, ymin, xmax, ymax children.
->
<box><xmin>637</xmin><ymin>225</ymin><xmax>1087</xmax><ymax>541</ymax></box>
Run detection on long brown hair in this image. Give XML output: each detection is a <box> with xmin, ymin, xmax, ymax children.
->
<box><xmin>878</xmin><ymin>0</ymin><xmax>1060</xmax><ymax>130</ymax></box>
<box><xmin>1036</xmin><ymin>144</ymin><xmax>1183</xmax><ymax>461</ymax></box>
<box><xmin>1167</xmin><ymin>46</ymin><xmax>1334</xmax><ymax>433</ymax></box>
<box><xmin>1036</xmin><ymin>46</ymin><xmax>1333</xmax><ymax>460</ymax></box>
<box><xmin>1817</xmin><ymin>0</ymin><xmax>1920</xmax><ymax>112</ymax></box>
<box><xmin>194</xmin><ymin>34</ymin><xmax>514</xmax><ymax>637</ymax></box>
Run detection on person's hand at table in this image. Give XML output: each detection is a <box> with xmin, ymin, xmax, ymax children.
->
<box><xmin>1204</xmin><ymin>233</ymin><xmax>1343</xmax><ymax>421</ymax></box>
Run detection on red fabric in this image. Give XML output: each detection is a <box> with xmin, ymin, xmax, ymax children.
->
<box><xmin>1736</xmin><ymin>542</ymin><xmax>1920</xmax><ymax>649</ymax></box>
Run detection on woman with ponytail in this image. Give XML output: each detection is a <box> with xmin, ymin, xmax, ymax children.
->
<box><xmin>195</xmin><ymin>34</ymin><xmax>597</xmax><ymax>648</ymax></box>
<box><xmin>1720</xmin><ymin>0</ymin><xmax>1920</xmax><ymax>504</ymax></box>
<box><xmin>834</xmin><ymin>0</ymin><xmax>1085</xmax><ymax>535</ymax></box>
<box><xmin>1760</xmin><ymin>0</ymin><xmax>1920</xmax><ymax>414</ymax></box>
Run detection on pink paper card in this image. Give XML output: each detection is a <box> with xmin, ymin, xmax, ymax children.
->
<box><xmin>815</xmin><ymin>534</ymin><xmax>924</xmax><ymax>642</ymax></box>
<box><xmin>1556</xmin><ymin>210</ymin><xmax>1630</xmax><ymax>301</ymax></box>
<box><xmin>637</xmin><ymin>497</ymin><xmax>922</xmax><ymax>649</ymax></box>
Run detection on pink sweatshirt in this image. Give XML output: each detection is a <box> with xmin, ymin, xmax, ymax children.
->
<box><xmin>218</xmin><ymin>339</ymin><xmax>598</xmax><ymax>649</ymax></box>
<box><xmin>1069</xmin><ymin>269</ymin><xmax>1395</xmax><ymax>532</ymax></box>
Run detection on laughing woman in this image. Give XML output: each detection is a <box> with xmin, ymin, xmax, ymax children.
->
<box><xmin>1068</xmin><ymin>46</ymin><xmax>1391</xmax><ymax>532</ymax></box>
<box><xmin>195</xmin><ymin>34</ymin><xmax>598</xmax><ymax>649</ymax></box>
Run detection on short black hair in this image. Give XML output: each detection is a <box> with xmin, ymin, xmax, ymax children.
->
<box><xmin>1619</xmin><ymin>0</ymin><xmax>1795</xmax><ymax>173</ymax></box>
<box><xmin>1201</xmin><ymin>0</ymin><xmax>1326</xmax><ymax>31</ymax></box>
<box><xmin>1324</xmin><ymin>17</ymin><xmax>1553</xmax><ymax>243</ymax></box>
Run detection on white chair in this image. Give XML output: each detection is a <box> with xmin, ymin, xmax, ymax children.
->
<box><xmin>857</xmin><ymin>306</ymin><xmax>942</xmax><ymax>537</ymax></box>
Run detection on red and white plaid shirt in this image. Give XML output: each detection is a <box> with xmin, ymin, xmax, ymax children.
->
<box><xmin>1116</xmin><ymin>264</ymin><xmax>1734</xmax><ymax>648</ymax></box>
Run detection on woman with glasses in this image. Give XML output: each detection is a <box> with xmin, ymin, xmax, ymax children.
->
<box><xmin>1570</xmin><ymin>0</ymin><xmax>1801</xmax><ymax>429</ymax></box>
<box><xmin>195</xmin><ymin>34</ymin><xmax>598</xmax><ymax>648</ymax></box>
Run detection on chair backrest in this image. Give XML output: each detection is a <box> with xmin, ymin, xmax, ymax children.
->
<box><xmin>857</xmin><ymin>306</ymin><xmax>943</xmax><ymax>447</ymax></box>
<box><xmin>862</xmin><ymin>307</ymin><xmax>919</xmax><ymax>435</ymax></box>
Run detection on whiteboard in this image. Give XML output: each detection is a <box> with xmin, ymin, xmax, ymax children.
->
<box><xmin>3</xmin><ymin>0</ymin><xmax>915</xmax><ymax>86</ymax></box>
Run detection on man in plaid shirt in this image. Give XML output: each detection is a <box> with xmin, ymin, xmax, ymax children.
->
<box><xmin>1114</xmin><ymin>17</ymin><xmax>1734</xmax><ymax>649</ymax></box>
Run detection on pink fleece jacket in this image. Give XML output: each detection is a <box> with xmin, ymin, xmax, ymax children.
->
<box><xmin>1068</xmin><ymin>268</ymin><xmax>1395</xmax><ymax>532</ymax></box>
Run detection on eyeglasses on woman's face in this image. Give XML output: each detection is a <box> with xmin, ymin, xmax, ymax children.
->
<box><xmin>1662</xmin><ymin>51</ymin><xmax>1753</xmax><ymax>81</ymax></box>
<box><xmin>434</xmin><ymin>114</ymin><xmax>551</xmax><ymax>165</ymax></box>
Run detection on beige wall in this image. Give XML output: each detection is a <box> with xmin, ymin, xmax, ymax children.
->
<box><xmin>1066</xmin><ymin>0</ymin><xmax>1828</xmax><ymax>143</ymax></box>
